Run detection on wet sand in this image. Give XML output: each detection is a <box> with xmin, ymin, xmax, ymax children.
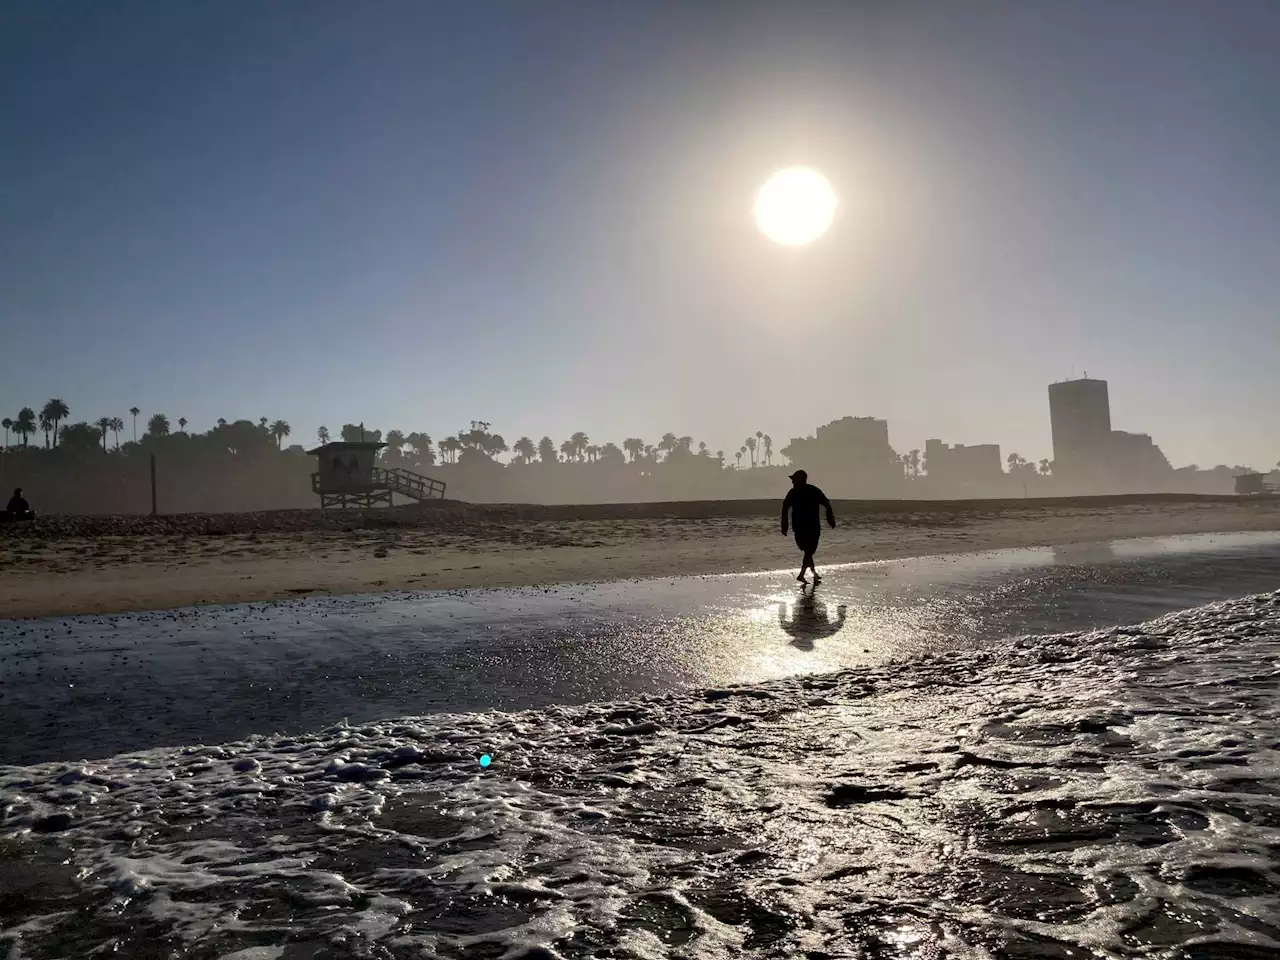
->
<box><xmin>2</xmin><ymin>494</ymin><xmax>1279</xmax><ymax>618</ymax></box>
<box><xmin>5</xmin><ymin>531</ymin><xmax>1279</xmax><ymax>765</ymax></box>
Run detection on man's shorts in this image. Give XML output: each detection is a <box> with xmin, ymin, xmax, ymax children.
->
<box><xmin>794</xmin><ymin>526</ymin><xmax>820</xmax><ymax>555</ymax></box>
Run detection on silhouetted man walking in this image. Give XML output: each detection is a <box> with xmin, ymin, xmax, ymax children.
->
<box><xmin>781</xmin><ymin>469</ymin><xmax>835</xmax><ymax>584</ymax></box>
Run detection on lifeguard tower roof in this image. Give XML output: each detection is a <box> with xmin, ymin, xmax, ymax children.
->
<box><xmin>306</xmin><ymin>440</ymin><xmax>386</xmax><ymax>456</ymax></box>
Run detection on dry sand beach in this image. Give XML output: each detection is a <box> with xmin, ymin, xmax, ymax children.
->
<box><xmin>2</xmin><ymin>494</ymin><xmax>1278</xmax><ymax>619</ymax></box>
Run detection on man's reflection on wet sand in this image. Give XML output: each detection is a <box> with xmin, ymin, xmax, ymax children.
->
<box><xmin>778</xmin><ymin>587</ymin><xmax>847</xmax><ymax>651</ymax></box>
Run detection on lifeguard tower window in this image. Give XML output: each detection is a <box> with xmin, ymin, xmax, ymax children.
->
<box><xmin>307</xmin><ymin>441</ymin><xmax>447</xmax><ymax>509</ymax></box>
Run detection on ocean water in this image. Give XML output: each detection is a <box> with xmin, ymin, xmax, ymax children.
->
<box><xmin>2</xmin><ymin>590</ymin><xmax>1278</xmax><ymax>959</ymax></box>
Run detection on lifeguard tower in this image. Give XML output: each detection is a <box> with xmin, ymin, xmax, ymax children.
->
<box><xmin>308</xmin><ymin>441</ymin><xmax>447</xmax><ymax>509</ymax></box>
<box><xmin>1234</xmin><ymin>472</ymin><xmax>1279</xmax><ymax>496</ymax></box>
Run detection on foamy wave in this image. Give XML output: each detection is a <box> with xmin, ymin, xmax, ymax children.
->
<box><xmin>2</xmin><ymin>591</ymin><xmax>1279</xmax><ymax>959</ymax></box>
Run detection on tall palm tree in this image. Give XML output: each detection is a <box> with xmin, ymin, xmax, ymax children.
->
<box><xmin>317</xmin><ymin>425</ymin><xmax>331</xmax><ymax>445</ymax></box>
<box><xmin>259</xmin><ymin>417</ymin><xmax>268</xmax><ymax>430</ymax></box>
<box><xmin>559</xmin><ymin>439</ymin><xmax>575</xmax><ymax>462</ymax></box>
<box><xmin>569</xmin><ymin>431</ymin><xmax>589</xmax><ymax>462</ymax></box>
<box><xmin>622</xmin><ymin>438</ymin><xmax>644</xmax><ymax>463</ymax></box>
<box><xmin>129</xmin><ymin>406</ymin><xmax>141</xmax><ymax>441</ymax></box>
<box><xmin>42</xmin><ymin>399</ymin><xmax>70</xmax><ymax>447</ymax></box>
<box><xmin>762</xmin><ymin>434</ymin><xmax>773</xmax><ymax>466</ymax></box>
<box><xmin>15</xmin><ymin>407</ymin><xmax>36</xmax><ymax>447</ymax></box>
<box><xmin>270</xmin><ymin>420</ymin><xmax>291</xmax><ymax>449</ymax></box>
<box><xmin>716</xmin><ymin>449</ymin><xmax>725</xmax><ymax>463</ymax></box>
<box><xmin>437</xmin><ymin>436</ymin><xmax>463</xmax><ymax>463</ymax></box>
<box><xmin>178</xmin><ymin>417</ymin><xmax>188</xmax><ymax>433</ymax></box>
<box><xmin>698</xmin><ymin>441</ymin><xmax>708</xmax><ymax>457</ymax></box>
<box><xmin>755</xmin><ymin>430</ymin><xmax>763</xmax><ymax>464</ymax></box>
<box><xmin>96</xmin><ymin>416</ymin><xmax>112</xmax><ymax>451</ymax></box>
<box><xmin>1</xmin><ymin>417</ymin><xmax>10</xmax><ymax>450</ymax></box>
<box><xmin>745</xmin><ymin>436</ymin><xmax>758</xmax><ymax>467</ymax></box>
<box><xmin>109</xmin><ymin>417</ymin><xmax>124</xmax><ymax>449</ymax></box>
<box><xmin>147</xmin><ymin>413</ymin><xmax>171</xmax><ymax>437</ymax></box>
<box><xmin>484</xmin><ymin>433</ymin><xmax>508</xmax><ymax>459</ymax></box>
<box><xmin>658</xmin><ymin>433</ymin><xmax>678</xmax><ymax>460</ymax></box>
<box><xmin>405</xmin><ymin>432</ymin><xmax>434</xmax><ymax>466</ymax></box>
<box><xmin>512</xmin><ymin>436</ymin><xmax>536</xmax><ymax>464</ymax></box>
<box><xmin>39</xmin><ymin>412</ymin><xmax>52</xmax><ymax>448</ymax></box>
<box><xmin>735</xmin><ymin>450</ymin><xmax>743</xmax><ymax>469</ymax></box>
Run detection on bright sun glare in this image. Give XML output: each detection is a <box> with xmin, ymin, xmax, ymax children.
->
<box><xmin>753</xmin><ymin>167</ymin><xmax>837</xmax><ymax>246</ymax></box>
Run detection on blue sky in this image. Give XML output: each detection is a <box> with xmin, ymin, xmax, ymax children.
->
<box><xmin>2</xmin><ymin>0</ymin><xmax>1278</xmax><ymax>468</ymax></box>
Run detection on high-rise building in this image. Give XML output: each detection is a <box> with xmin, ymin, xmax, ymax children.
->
<box><xmin>1048</xmin><ymin>378</ymin><xmax>1112</xmax><ymax>482</ymax></box>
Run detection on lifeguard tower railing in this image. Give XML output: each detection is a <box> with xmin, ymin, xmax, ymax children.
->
<box><xmin>381</xmin><ymin>467</ymin><xmax>447</xmax><ymax>501</ymax></box>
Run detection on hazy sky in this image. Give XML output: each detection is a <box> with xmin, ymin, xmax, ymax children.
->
<box><xmin>3</xmin><ymin>1</ymin><xmax>1278</xmax><ymax>468</ymax></box>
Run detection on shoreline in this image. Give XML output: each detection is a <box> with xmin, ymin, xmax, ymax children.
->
<box><xmin>3</xmin><ymin>495</ymin><xmax>1279</xmax><ymax>619</ymax></box>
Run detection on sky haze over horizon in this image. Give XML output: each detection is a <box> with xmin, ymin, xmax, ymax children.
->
<box><xmin>3</xmin><ymin>0</ymin><xmax>1278</xmax><ymax>469</ymax></box>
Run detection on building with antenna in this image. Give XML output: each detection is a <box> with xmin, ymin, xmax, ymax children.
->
<box><xmin>1048</xmin><ymin>377</ymin><xmax>1112</xmax><ymax>485</ymax></box>
<box><xmin>1047</xmin><ymin>375</ymin><xmax>1172</xmax><ymax>493</ymax></box>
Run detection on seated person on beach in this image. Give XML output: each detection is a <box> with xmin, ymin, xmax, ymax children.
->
<box><xmin>4</xmin><ymin>487</ymin><xmax>33</xmax><ymax>522</ymax></box>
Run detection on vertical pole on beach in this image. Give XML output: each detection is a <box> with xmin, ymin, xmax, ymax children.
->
<box><xmin>150</xmin><ymin>453</ymin><xmax>157</xmax><ymax>516</ymax></box>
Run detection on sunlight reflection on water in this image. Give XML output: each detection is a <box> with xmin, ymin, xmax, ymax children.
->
<box><xmin>2</xmin><ymin>532</ymin><xmax>1280</xmax><ymax>766</ymax></box>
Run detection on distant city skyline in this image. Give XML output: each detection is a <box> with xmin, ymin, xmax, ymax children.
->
<box><xmin>5</xmin><ymin>373</ymin><xmax>1272</xmax><ymax>476</ymax></box>
<box><xmin>2</xmin><ymin>1</ymin><xmax>1278</xmax><ymax>469</ymax></box>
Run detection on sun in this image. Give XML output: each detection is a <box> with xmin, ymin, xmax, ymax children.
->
<box><xmin>753</xmin><ymin>167</ymin><xmax>837</xmax><ymax>246</ymax></box>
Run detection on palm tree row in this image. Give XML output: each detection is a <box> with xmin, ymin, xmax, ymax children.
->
<box><xmin>2</xmin><ymin>399</ymin><xmax>69</xmax><ymax>449</ymax></box>
<box><xmin>4</xmin><ymin>399</ymin><xmax>775</xmax><ymax>470</ymax></box>
<box><xmin>2</xmin><ymin>400</ymin><xmax>292</xmax><ymax>453</ymax></box>
<box><xmin>736</xmin><ymin>431</ymin><xmax>773</xmax><ymax>470</ymax></box>
<box><xmin>311</xmin><ymin>422</ymin><xmax>766</xmax><ymax>471</ymax></box>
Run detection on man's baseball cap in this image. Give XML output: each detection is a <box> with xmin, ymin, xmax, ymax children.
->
<box><xmin>789</xmin><ymin>469</ymin><xmax>807</xmax><ymax>482</ymax></box>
